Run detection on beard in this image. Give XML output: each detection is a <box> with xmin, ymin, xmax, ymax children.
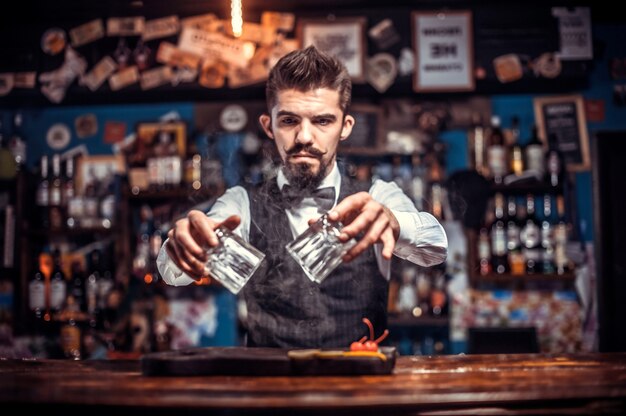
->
<box><xmin>282</xmin><ymin>143</ymin><xmax>330</xmax><ymax>193</ymax></box>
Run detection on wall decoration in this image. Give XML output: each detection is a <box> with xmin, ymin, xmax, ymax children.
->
<box><xmin>533</xmin><ymin>94</ymin><xmax>590</xmax><ymax>172</ymax></box>
<box><xmin>298</xmin><ymin>17</ymin><xmax>367</xmax><ymax>82</ymax></box>
<box><xmin>75</xmin><ymin>155</ymin><xmax>126</xmax><ymax>196</ymax></box>
<box><xmin>340</xmin><ymin>104</ymin><xmax>384</xmax><ymax>154</ymax></box>
<box><xmin>412</xmin><ymin>10</ymin><xmax>474</xmax><ymax>92</ymax></box>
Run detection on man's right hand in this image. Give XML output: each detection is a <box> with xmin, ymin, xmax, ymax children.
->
<box><xmin>165</xmin><ymin>210</ymin><xmax>241</xmax><ymax>280</ymax></box>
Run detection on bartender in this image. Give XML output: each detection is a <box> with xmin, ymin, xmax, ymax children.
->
<box><xmin>157</xmin><ymin>46</ymin><xmax>448</xmax><ymax>349</ymax></box>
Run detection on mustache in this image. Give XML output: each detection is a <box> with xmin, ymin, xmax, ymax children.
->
<box><xmin>283</xmin><ymin>142</ymin><xmax>328</xmax><ymax>158</ymax></box>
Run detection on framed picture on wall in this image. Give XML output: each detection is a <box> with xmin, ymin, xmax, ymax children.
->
<box><xmin>75</xmin><ymin>154</ymin><xmax>126</xmax><ymax>196</ymax></box>
<box><xmin>126</xmin><ymin>121</ymin><xmax>187</xmax><ymax>167</ymax></box>
<box><xmin>298</xmin><ymin>17</ymin><xmax>367</xmax><ymax>82</ymax></box>
<box><xmin>339</xmin><ymin>104</ymin><xmax>384</xmax><ymax>154</ymax></box>
<box><xmin>533</xmin><ymin>94</ymin><xmax>590</xmax><ymax>172</ymax></box>
<box><xmin>411</xmin><ymin>10</ymin><xmax>475</xmax><ymax>92</ymax></box>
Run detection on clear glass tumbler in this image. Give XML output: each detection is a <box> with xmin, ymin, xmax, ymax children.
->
<box><xmin>204</xmin><ymin>227</ymin><xmax>265</xmax><ymax>294</ymax></box>
<box><xmin>285</xmin><ymin>214</ymin><xmax>356</xmax><ymax>284</ymax></box>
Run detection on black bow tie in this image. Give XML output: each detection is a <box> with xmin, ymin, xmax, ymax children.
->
<box><xmin>280</xmin><ymin>185</ymin><xmax>336</xmax><ymax>211</ymax></box>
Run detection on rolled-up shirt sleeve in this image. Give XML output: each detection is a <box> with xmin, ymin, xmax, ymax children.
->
<box><xmin>157</xmin><ymin>186</ymin><xmax>251</xmax><ymax>286</ymax></box>
<box><xmin>370</xmin><ymin>179</ymin><xmax>448</xmax><ymax>267</ymax></box>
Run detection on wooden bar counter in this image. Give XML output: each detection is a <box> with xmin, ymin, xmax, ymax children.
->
<box><xmin>1</xmin><ymin>352</ymin><xmax>625</xmax><ymax>415</ymax></box>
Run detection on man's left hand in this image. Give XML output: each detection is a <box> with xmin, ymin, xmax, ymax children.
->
<box><xmin>310</xmin><ymin>192</ymin><xmax>400</xmax><ymax>262</ymax></box>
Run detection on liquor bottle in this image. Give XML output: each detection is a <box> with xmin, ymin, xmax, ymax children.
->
<box><xmin>96</xmin><ymin>248</ymin><xmax>115</xmax><ymax>330</ymax></box>
<box><xmin>85</xmin><ymin>249</ymin><xmax>100</xmax><ymax>327</ymax></box>
<box><xmin>35</xmin><ymin>155</ymin><xmax>50</xmax><ymax>229</ymax></box>
<box><xmin>468</xmin><ymin>112</ymin><xmax>488</xmax><ymax>177</ymax></box>
<box><xmin>520</xmin><ymin>194</ymin><xmax>541</xmax><ymax>274</ymax></box>
<box><xmin>62</xmin><ymin>157</ymin><xmax>75</xmax><ymax>210</ymax></box>
<box><xmin>509</xmin><ymin>116</ymin><xmax>524</xmax><ymax>176</ymax></box>
<box><xmin>478</xmin><ymin>227</ymin><xmax>491</xmax><ymax>276</ymax></box>
<box><xmin>9</xmin><ymin>112</ymin><xmax>26</xmax><ymax>170</ymax></box>
<box><xmin>546</xmin><ymin>133</ymin><xmax>563</xmax><ymax>188</ymax></box>
<box><xmin>28</xmin><ymin>258</ymin><xmax>47</xmax><ymax>320</ymax></box>
<box><xmin>69</xmin><ymin>260</ymin><xmax>86</xmax><ymax>313</ymax></box>
<box><xmin>184</xmin><ymin>153</ymin><xmax>202</xmax><ymax>191</ymax></box>
<box><xmin>554</xmin><ymin>195</ymin><xmax>571</xmax><ymax>275</ymax></box>
<box><xmin>59</xmin><ymin>294</ymin><xmax>82</xmax><ymax>360</ymax></box>
<box><xmin>486</xmin><ymin>116</ymin><xmax>507</xmax><ymax>184</ymax></box>
<box><xmin>490</xmin><ymin>193</ymin><xmax>508</xmax><ymax>274</ymax></box>
<box><xmin>49</xmin><ymin>154</ymin><xmax>64</xmax><ymax>230</ymax></box>
<box><xmin>506</xmin><ymin>196</ymin><xmax>525</xmax><ymax>275</ymax></box>
<box><xmin>64</xmin><ymin>157</ymin><xmax>80</xmax><ymax>228</ymax></box>
<box><xmin>49</xmin><ymin>249</ymin><xmax>67</xmax><ymax>317</ymax></box>
<box><xmin>540</xmin><ymin>194</ymin><xmax>556</xmax><ymax>274</ymax></box>
<box><xmin>430</xmin><ymin>271</ymin><xmax>448</xmax><ymax>317</ymax></box>
<box><xmin>524</xmin><ymin>124</ymin><xmax>545</xmax><ymax>179</ymax></box>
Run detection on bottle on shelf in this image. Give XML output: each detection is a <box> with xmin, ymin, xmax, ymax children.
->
<box><xmin>546</xmin><ymin>133</ymin><xmax>563</xmax><ymax>188</ymax></box>
<box><xmin>49</xmin><ymin>154</ymin><xmax>64</xmax><ymax>230</ymax></box>
<box><xmin>554</xmin><ymin>195</ymin><xmax>571</xmax><ymax>275</ymax></box>
<box><xmin>490</xmin><ymin>193</ymin><xmax>508</xmax><ymax>274</ymax></box>
<box><xmin>9</xmin><ymin>112</ymin><xmax>26</xmax><ymax>170</ymax></box>
<box><xmin>28</xmin><ymin>256</ymin><xmax>47</xmax><ymax>320</ymax></box>
<box><xmin>468</xmin><ymin>112</ymin><xmax>488</xmax><ymax>177</ymax></box>
<box><xmin>520</xmin><ymin>194</ymin><xmax>542</xmax><ymax>274</ymax></box>
<box><xmin>486</xmin><ymin>115</ymin><xmax>507</xmax><ymax>184</ymax></box>
<box><xmin>62</xmin><ymin>157</ymin><xmax>75</xmax><ymax>209</ymax></box>
<box><xmin>58</xmin><ymin>294</ymin><xmax>83</xmax><ymax>360</ymax></box>
<box><xmin>35</xmin><ymin>155</ymin><xmax>50</xmax><ymax>229</ymax></box>
<box><xmin>69</xmin><ymin>260</ymin><xmax>86</xmax><ymax>313</ymax></box>
<box><xmin>477</xmin><ymin>227</ymin><xmax>492</xmax><ymax>276</ymax></box>
<box><xmin>509</xmin><ymin>116</ymin><xmax>524</xmax><ymax>177</ymax></box>
<box><xmin>49</xmin><ymin>248</ymin><xmax>67</xmax><ymax>317</ymax></box>
<box><xmin>540</xmin><ymin>194</ymin><xmax>556</xmax><ymax>274</ymax></box>
<box><xmin>524</xmin><ymin>124</ymin><xmax>545</xmax><ymax>180</ymax></box>
<box><xmin>506</xmin><ymin>195</ymin><xmax>525</xmax><ymax>275</ymax></box>
<box><xmin>85</xmin><ymin>249</ymin><xmax>101</xmax><ymax>327</ymax></box>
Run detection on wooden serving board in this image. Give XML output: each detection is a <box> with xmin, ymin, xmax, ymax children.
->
<box><xmin>140</xmin><ymin>346</ymin><xmax>397</xmax><ymax>377</ymax></box>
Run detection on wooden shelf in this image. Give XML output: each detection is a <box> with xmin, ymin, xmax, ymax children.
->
<box><xmin>388</xmin><ymin>314</ymin><xmax>449</xmax><ymax>328</ymax></box>
<box><xmin>470</xmin><ymin>272</ymin><xmax>576</xmax><ymax>285</ymax></box>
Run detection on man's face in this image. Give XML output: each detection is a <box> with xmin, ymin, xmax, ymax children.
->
<box><xmin>259</xmin><ymin>88</ymin><xmax>354</xmax><ymax>190</ymax></box>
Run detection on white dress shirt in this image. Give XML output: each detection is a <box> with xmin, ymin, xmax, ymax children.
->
<box><xmin>157</xmin><ymin>162</ymin><xmax>448</xmax><ymax>286</ymax></box>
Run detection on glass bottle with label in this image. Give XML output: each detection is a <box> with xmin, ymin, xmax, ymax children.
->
<box><xmin>49</xmin><ymin>248</ymin><xmax>67</xmax><ymax>317</ymax></box>
<box><xmin>35</xmin><ymin>155</ymin><xmax>50</xmax><ymax>229</ymax></box>
<box><xmin>487</xmin><ymin>116</ymin><xmax>507</xmax><ymax>184</ymax></box>
<box><xmin>524</xmin><ymin>125</ymin><xmax>545</xmax><ymax>179</ymax></box>
<box><xmin>478</xmin><ymin>227</ymin><xmax>491</xmax><ymax>276</ymax></box>
<box><xmin>509</xmin><ymin>116</ymin><xmax>524</xmax><ymax>177</ymax></box>
<box><xmin>69</xmin><ymin>260</ymin><xmax>86</xmax><ymax>313</ymax></box>
<box><xmin>554</xmin><ymin>195</ymin><xmax>571</xmax><ymax>275</ymax></box>
<box><xmin>468</xmin><ymin>112</ymin><xmax>488</xmax><ymax>177</ymax></box>
<box><xmin>546</xmin><ymin>133</ymin><xmax>563</xmax><ymax>188</ymax></box>
<box><xmin>506</xmin><ymin>195</ymin><xmax>525</xmax><ymax>275</ymax></box>
<box><xmin>520</xmin><ymin>194</ymin><xmax>541</xmax><ymax>274</ymax></box>
<box><xmin>9</xmin><ymin>112</ymin><xmax>26</xmax><ymax>170</ymax></box>
<box><xmin>28</xmin><ymin>258</ymin><xmax>46</xmax><ymax>320</ymax></box>
<box><xmin>540</xmin><ymin>194</ymin><xmax>556</xmax><ymax>274</ymax></box>
<box><xmin>49</xmin><ymin>154</ymin><xmax>64</xmax><ymax>230</ymax></box>
<box><xmin>490</xmin><ymin>193</ymin><xmax>508</xmax><ymax>274</ymax></box>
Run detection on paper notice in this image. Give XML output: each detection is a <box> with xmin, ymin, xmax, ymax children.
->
<box><xmin>69</xmin><ymin>19</ymin><xmax>105</xmax><ymax>47</ymax></box>
<box><xmin>81</xmin><ymin>56</ymin><xmax>118</xmax><ymax>91</ymax></box>
<box><xmin>109</xmin><ymin>66</ymin><xmax>139</xmax><ymax>91</ymax></box>
<box><xmin>107</xmin><ymin>17</ymin><xmax>145</xmax><ymax>37</ymax></box>
<box><xmin>156</xmin><ymin>42</ymin><xmax>202</xmax><ymax>69</ymax></box>
<box><xmin>140</xmin><ymin>66</ymin><xmax>173</xmax><ymax>90</ymax></box>
<box><xmin>143</xmin><ymin>15</ymin><xmax>180</xmax><ymax>41</ymax></box>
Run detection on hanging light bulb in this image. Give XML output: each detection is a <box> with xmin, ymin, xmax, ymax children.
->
<box><xmin>231</xmin><ymin>0</ymin><xmax>243</xmax><ymax>38</ymax></box>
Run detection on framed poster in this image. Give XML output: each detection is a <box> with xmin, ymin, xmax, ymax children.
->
<box><xmin>533</xmin><ymin>94</ymin><xmax>590</xmax><ymax>172</ymax></box>
<box><xmin>298</xmin><ymin>17</ymin><xmax>367</xmax><ymax>82</ymax></box>
<box><xmin>340</xmin><ymin>104</ymin><xmax>384</xmax><ymax>154</ymax></box>
<box><xmin>75</xmin><ymin>155</ymin><xmax>126</xmax><ymax>196</ymax></box>
<box><xmin>412</xmin><ymin>10</ymin><xmax>474</xmax><ymax>92</ymax></box>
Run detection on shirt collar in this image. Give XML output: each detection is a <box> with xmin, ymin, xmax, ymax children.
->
<box><xmin>277</xmin><ymin>161</ymin><xmax>341</xmax><ymax>203</ymax></box>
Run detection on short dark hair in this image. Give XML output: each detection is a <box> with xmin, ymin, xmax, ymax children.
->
<box><xmin>265</xmin><ymin>45</ymin><xmax>352</xmax><ymax>113</ymax></box>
